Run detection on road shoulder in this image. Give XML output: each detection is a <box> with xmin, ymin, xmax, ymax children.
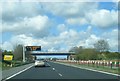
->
<box><xmin>2</xmin><ymin>63</ymin><xmax>34</xmax><ymax>80</ymax></box>
<box><xmin>53</xmin><ymin>61</ymin><xmax>120</xmax><ymax>77</ymax></box>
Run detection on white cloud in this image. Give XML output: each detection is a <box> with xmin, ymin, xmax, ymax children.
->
<box><xmin>2</xmin><ymin>15</ymin><xmax>50</xmax><ymax>37</ymax></box>
<box><xmin>66</xmin><ymin>17</ymin><xmax>88</xmax><ymax>25</ymax></box>
<box><xmin>65</xmin><ymin>9</ymin><xmax>118</xmax><ymax>27</ymax></box>
<box><xmin>2</xmin><ymin>41</ymin><xmax>13</xmax><ymax>51</ymax></box>
<box><xmin>1</xmin><ymin>0</ymin><xmax>118</xmax><ymax>2</ymax></box>
<box><xmin>102</xmin><ymin>29</ymin><xmax>118</xmax><ymax>39</ymax></box>
<box><xmin>2</xmin><ymin>34</ymin><xmax>45</xmax><ymax>50</ymax></box>
<box><xmin>41</xmin><ymin>2</ymin><xmax>98</xmax><ymax>18</ymax></box>
<box><xmin>1</xmin><ymin>2</ymin><xmax>118</xmax><ymax>52</ymax></box>
<box><xmin>42</xmin><ymin>2</ymin><xmax>117</xmax><ymax>28</ymax></box>
<box><xmin>87</xmin><ymin>9</ymin><xmax>118</xmax><ymax>28</ymax></box>
<box><xmin>2</xmin><ymin>28</ymin><xmax>118</xmax><ymax>52</ymax></box>
<box><xmin>101</xmin><ymin>29</ymin><xmax>118</xmax><ymax>51</ymax></box>
<box><xmin>2</xmin><ymin>29</ymin><xmax>86</xmax><ymax>51</ymax></box>
<box><xmin>57</xmin><ymin>24</ymin><xmax>67</xmax><ymax>32</ymax></box>
<box><xmin>59</xmin><ymin>29</ymin><xmax>79</xmax><ymax>41</ymax></box>
<box><xmin>10</xmin><ymin>34</ymin><xmax>34</xmax><ymax>46</ymax></box>
<box><xmin>2</xmin><ymin>2</ymin><xmax>41</xmax><ymax>22</ymax></box>
<box><xmin>85</xmin><ymin>34</ymin><xmax>100</xmax><ymax>48</ymax></box>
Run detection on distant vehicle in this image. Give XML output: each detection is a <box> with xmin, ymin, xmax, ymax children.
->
<box><xmin>35</xmin><ymin>60</ymin><xmax>45</xmax><ymax>67</ymax></box>
<box><xmin>43</xmin><ymin>60</ymin><xmax>47</xmax><ymax>62</ymax></box>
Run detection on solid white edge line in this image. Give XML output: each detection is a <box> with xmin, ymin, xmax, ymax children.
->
<box><xmin>5</xmin><ymin>65</ymin><xmax>34</xmax><ymax>80</ymax></box>
<box><xmin>54</xmin><ymin>62</ymin><xmax>120</xmax><ymax>77</ymax></box>
<box><xmin>58</xmin><ymin>73</ymin><xmax>62</xmax><ymax>77</ymax></box>
<box><xmin>73</xmin><ymin>65</ymin><xmax>120</xmax><ymax>77</ymax></box>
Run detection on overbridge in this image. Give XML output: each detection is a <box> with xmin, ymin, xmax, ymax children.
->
<box><xmin>25</xmin><ymin>51</ymin><xmax>76</xmax><ymax>61</ymax></box>
<box><xmin>30</xmin><ymin>51</ymin><xmax>75</xmax><ymax>55</ymax></box>
<box><xmin>23</xmin><ymin>46</ymin><xmax>76</xmax><ymax>62</ymax></box>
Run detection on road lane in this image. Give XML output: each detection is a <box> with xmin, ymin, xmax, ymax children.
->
<box><xmin>5</xmin><ymin>61</ymin><xmax>119</xmax><ymax>80</ymax></box>
<box><xmin>9</xmin><ymin>62</ymin><xmax>61</xmax><ymax>79</ymax></box>
<box><xmin>49</xmin><ymin>62</ymin><xmax>119</xmax><ymax>79</ymax></box>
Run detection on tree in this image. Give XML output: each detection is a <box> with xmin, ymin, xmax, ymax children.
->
<box><xmin>0</xmin><ymin>48</ymin><xmax>2</xmax><ymax>52</ymax></box>
<box><xmin>105</xmin><ymin>52</ymin><xmax>120</xmax><ymax>60</ymax></box>
<box><xmin>25</xmin><ymin>51</ymin><xmax>34</xmax><ymax>62</ymax></box>
<box><xmin>0</xmin><ymin>48</ymin><xmax>2</xmax><ymax>61</ymax></box>
<box><xmin>13</xmin><ymin>44</ymin><xmax>23</xmax><ymax>61</ymax></box>
<box><xmin>75</xmin><ymin>48</ymin><xmax>99</xmax><ymax>60</ymax></box>
<box><xmin>94</xmin><ymin>39</ymin><xmax>109</xmax><ymax>53</ymax></box>
<box><xmin>69</xmin><ymin>46</ymin><xmax>83</xmax><ymax>54</ymax></box>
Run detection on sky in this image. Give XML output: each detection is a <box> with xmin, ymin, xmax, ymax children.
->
<box><xmin>0</xmin><ymin>0</ymin><xmax>119</xmax><ymax>53</ymax></box>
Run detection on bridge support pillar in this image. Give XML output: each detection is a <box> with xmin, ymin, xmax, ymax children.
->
<box><xmin>67</xmin><ymin>55</ymin><xmax>71</xmax><ymax>60</ymax></box>
<box><xmin>67</xmin><ymin>55</ymin><xmax>75</xmax><ymax>60</ymax></box>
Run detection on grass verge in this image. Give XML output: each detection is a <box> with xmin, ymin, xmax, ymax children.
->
<box><xmin>57</xmin><ymin>62</ymin><xmax>120</xmax><ymax>74</ymax></box>
<box><xmin>0</xmin><ymin>62</ymin><xmax>1</xmax><ymax>66</ymax></box>
<box><xmin>2</xmin><ymin>61</ymin><xmax>33</xmax><ymax>70</ymax></box>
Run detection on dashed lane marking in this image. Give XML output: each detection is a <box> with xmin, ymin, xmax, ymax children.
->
<box><xmin>55</xmin><ymin>62</ymin><xmax>120</xmax><ymax>77</ymax></box>
<box><xmin>52</xmin><ymin>68</ymin><xmax>55</xmax><ymax>70</ymax></box>
<box><xmin>58</xmin><ymin>73</ymin><xmax>62</xmax><ymax>77</ymax></box>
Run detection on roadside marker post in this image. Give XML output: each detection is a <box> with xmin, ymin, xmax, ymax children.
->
<box><xmin>110</xmin><ymin>61</ymin><xmax>112</xmax><ymax>69</ymax></box>
<box><xmin>114</xmin><ymin>61</ymin><xmax>116</xmax><ymax>67</ymax></box>
<box><xmin>119</xmin><ymin>62</ymin><xmax>120</xmax><ymax>67</ymax></box>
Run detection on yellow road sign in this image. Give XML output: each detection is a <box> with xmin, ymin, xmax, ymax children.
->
<box><xmin>4</xmin><ymin>55</ymin><xmax>13</xmax><ymax>61</ymax></box>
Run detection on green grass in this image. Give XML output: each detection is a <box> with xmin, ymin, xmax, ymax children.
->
<box><xmin>2</xmin><ymin>62</ymin><xmax>13</xmax><ymax>70</ymax></box>
<box><xmin>0</xmin><ymin>62</ymin><xmax>2</xmax><ymax>67</ymax></box>
<box><xmin>2</xmin><ymin>61</ymin><xmax>32</xmax><ymax>70</ymax></box>
<box><xmin>76</xmin><ymin>64</ymin><xmax>119</xmax><ymax>74</ymax></box>
<box><xmin>59</xmin><ymin>62</ymin><xmax>120</xmax><ymax>74</ymax></box>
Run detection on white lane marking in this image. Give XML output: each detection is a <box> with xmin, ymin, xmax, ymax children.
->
<box><xmin>48</xmin><ymin>63</ymin><xmax>62</xmax><ymax>77</ymax></box>
<box><xmin>5</xmin><ymin>65</ymin><xmax>34</xmax><ymax>80</ymax></box>
<box><xmin>58</xmin><ymin>73</ymin><xmax>62</xmax><ymax>77</ymax></box>
<box><xmin>52</xmin><ymin>68</ymin><xmax>55</xmax><ymax>70</ymax></box>
<box><xmin>47</xmin><ymin>63</ymin><xmax>51</xmax><ymax>66</ymax></box>
<box><xmin>72</xmin><ymin>65</ymin><xmax>120</xmax><ymax>77</ymax></box>
<box><xmin>56</xmin><ymin>62</ymin><xmax>120</xmax><ymax>77</ymax></box>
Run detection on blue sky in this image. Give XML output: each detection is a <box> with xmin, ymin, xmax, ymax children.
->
<box><xmin>1</xmin><ymin>1</ymin><xmax>118</xmax><ymax>54</ymax></box>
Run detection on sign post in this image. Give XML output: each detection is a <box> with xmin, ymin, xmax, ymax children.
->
<box><xmin>3</xmin><ymin>55</ymin><xmax>13</xmax><ymax>67</ymax></box>
<box><xmin>23</xmin><ymin>46</ymin><xmax>41</xmax><ymax>62</ymax></box>
<box><xmin>23</xmin><ymin>46</ymin><xmax>25</xmax><ymax>62</ymax></box>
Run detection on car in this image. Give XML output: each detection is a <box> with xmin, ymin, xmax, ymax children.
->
<box><xmin>34</xmin><ymin>60</ymin><xmax>45</xmax><ymax>67</ymax></box>
<box><xmin>43</xmin><ymin>60</ymin><xmax>47</xmax><ymax>62</ymax></box>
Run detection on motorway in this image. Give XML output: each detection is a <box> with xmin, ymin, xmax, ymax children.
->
<box><xmin>4</xmin><ymin>61</ymin><xmax>119</xmax><ymax>81</ymax></box>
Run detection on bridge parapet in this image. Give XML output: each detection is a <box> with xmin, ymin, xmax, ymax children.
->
<box><xmin>30</xmin><ymin>51</ymin><xmax>75</xmax><ymax>55</ymax></box>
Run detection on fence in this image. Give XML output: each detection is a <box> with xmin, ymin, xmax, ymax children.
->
<box><xmin>56</xmin><ymin>60</ymin><xmax>120</xmax><ymax>69</ymax></box>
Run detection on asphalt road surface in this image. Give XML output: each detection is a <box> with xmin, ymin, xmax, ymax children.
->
<box><xmin>4</xmin><ymin>61</ymin><xmax>119</xmax><ymax>80</ymax></box>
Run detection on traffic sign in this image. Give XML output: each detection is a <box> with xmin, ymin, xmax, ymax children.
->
<box><xmin>4</xmin><ymin>55</ymin><xmax>13</xmax><ymax>61</ymax></box>
<box><xmin>26</xmin><ymin>46</ymin><xmax>41</xmax><ymax>51</ymax></box>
